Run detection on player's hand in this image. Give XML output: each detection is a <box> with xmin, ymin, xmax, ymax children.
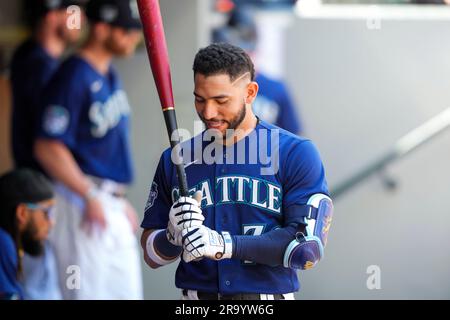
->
<box><xmin>82</xmin><ymin>197</ymin><xmax>107</xmax><ymax>235</ymax></box>
<box><xmin>181</xmin><ymin>225</ymin><xmax>232</xmax><ymax>263</ymax></box>
<box><xmin>124</xmin><ymin>199</ymin><xmax>139</xmax><ymax>234</ymax></box>
<box><xmin>167</xmin><ymin>192</ymin><xmax>204</xmax><ymax>246</ymax></box>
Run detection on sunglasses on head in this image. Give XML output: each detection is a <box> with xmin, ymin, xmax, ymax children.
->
<box><xmin>25</xmin><ymin>203</ymin><xmax>55</xmax><ymax>220</ymax></box>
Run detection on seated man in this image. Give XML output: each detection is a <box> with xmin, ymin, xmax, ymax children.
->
<box><xmin>0</xmin><ymin>169</ymin><xmax>55</xmax><ymax>300</ymax></box>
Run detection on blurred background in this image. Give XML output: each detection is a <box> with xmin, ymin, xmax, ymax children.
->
<box><xmin>1</xmin><ymin>0</ymin><xmax>450</xmax><ymax>299</ymax></box>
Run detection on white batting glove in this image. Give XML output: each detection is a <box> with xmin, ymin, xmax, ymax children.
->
<box><xmin>181</xmin><ymin>225</ymin><xmax>233</xmax><ymax>263</ymax></box>
<box><xmin>166</xmin><ymin>222</ymin><xmax>183</xmax><ymax>246</ymax></box>
<box><xmin>167</xmin><ymin>196</ymin><xmax>204</xmax><ymax>246</ymax></box>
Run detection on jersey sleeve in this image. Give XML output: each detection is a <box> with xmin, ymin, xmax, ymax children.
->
<box><xmin>13</xmin><ymin>59</ymin><xmax>54</xmax><ymax>112</ymax></box>
<box><xmin>141</xmin><ymin>151</ymin><xmax>173</xmax><ymax>230</ymax></box>
<box><xmin>281</xmin><ymin>140</ymin><xmax>329</xmax><ymax>210</ymax></box>
<box><xmin>0</xmin><ymin>231</ymin><xmax>22</xmax><ymax>299</ymax></box>
<box><xmin>35</xmin><ymin>67</ymin><xmax>85</xmax><ymax>149</ymax></box>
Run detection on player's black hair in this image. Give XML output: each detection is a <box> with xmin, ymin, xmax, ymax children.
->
<box><xmin>193</xmin><ymin>43</ymin><xmax>255</xmax><ymax>82</ymax></box>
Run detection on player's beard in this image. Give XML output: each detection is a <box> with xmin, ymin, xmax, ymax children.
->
<box><xmin>228</xmin><ymin>102</ymin><xmax>247</xmax><ymax>131</ymax></box>
<box><xmin>21</xmin><ymin>219</ymin><xmax>44</xmax><ymax>257</ymax></box>
<box><xmin>198</xmin><ymin>102</ymin><xmax>247</xmax><ymax>138</ymax></box>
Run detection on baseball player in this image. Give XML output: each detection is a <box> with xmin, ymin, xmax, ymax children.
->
<box><xmin>10</xmin><ymin>0</ymin><xmax>83</xmax><ymax>171</ymax></box>
<box><xmin>0</xmin><ymin>169</ymin><xmax>55</xmax><ymax>300</ymax></box>
<box><xmin>34</xmin><ymin>0</ymin><xmax>143</xmax><ymax>299</ymax></box>
<box><xmin>141</xmin><ymin>43</ymin><xmax>333</xmax><ymax>300</ymax></box>
<box><xmin>9</xmin><ymin>0</ymin><xmax>84</xmax><ymax>300</ymax></box>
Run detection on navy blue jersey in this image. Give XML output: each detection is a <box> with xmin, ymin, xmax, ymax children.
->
<box><xmin>253</xmin><ymin>73</ymin><xmax>302</xmax><ymax>135</ymax></box>
<box><xmin>10</xmin><ymin>39</ymin><xmax>59</xmax><ymax>170</ymax></box>
<box><xmin>36</xmin><ymin>56</ymin><xmax>134</xmax><ymax>183</ymax></box>
<box><xmin>0</xmin><ymin>228</ymin><xmax>23</xmax><ymax>300</ymax></box>
<box><xmin>141</xmin><ymin>120</ymin><xmax>328</xmax><ymax>294</ymax></box>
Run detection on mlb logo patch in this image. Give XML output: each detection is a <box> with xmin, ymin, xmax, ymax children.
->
<box><xmin>145</xmin><ymin>181</ymin><xmax>158</xmax><ymax>212</ymax></box>
<box><xmin>43</xmin><ymin>105</ymin><xmax>69</xmax><ymax>136</ymax></box>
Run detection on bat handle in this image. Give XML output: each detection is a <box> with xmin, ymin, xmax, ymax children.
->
<box><xmin>163</xmin><ymin>109</ymin><xmax>189</xmax><ymax>197</ymax></box>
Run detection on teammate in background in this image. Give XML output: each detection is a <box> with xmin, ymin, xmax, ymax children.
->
<box><xmin>34</xmin><ymin>0</ymin><xmax>143</xmax><ymax>299</ymax></box>
<box><xmin>0</xmin><ymin>169</ymin><xmax>55</xmax><ymax>300</ymax></box>
<box><xmin>10</xmin><ymin>0</ymin><xmax>84</xmax><ymax>170</ymax></box>
<box><xmin>9</xmin><ymin>0</ymin><xmax>85</xmax><ymax>300</ymax></box>
<box><xmin>213</xmin><ymin>6</ymin><xmax>302</xmax><ymax>135</ymax></box>
<box><xmin>141</xmin><ymin>43</ymin><xmax>333</xmax><ymax>300</ymax></box>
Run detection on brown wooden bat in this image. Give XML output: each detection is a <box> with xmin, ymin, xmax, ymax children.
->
<box><xmin>137</xmin><ymin>0</ymin><xmax>189</xmax><ymax>196</ymax></box>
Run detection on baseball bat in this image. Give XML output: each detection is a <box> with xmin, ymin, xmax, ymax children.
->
<box><xmin>137</xmin><ymin>0</ymin><xmax>189</xmax><ymax>197</ymax></box>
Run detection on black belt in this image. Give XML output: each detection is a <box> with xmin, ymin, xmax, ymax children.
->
<box><xmin>182</xmin><ymin>289</ymin><xmax>286</xmax><ymax>300</ymax></box>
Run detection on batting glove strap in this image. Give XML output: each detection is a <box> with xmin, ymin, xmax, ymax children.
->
<box><xmin>181</xmin><ymin>226</ymin><xmax>233</xmax><ymax>263</ymax></box>
<box><xmin>221</xmin><ymin>231</ymin><xmax>233</xmax><ymax>260</ymax></box>
<box><xmin>166</xmin><ymin>221</ymin><xmax>182</xmax><ymax>246</ymax></box>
